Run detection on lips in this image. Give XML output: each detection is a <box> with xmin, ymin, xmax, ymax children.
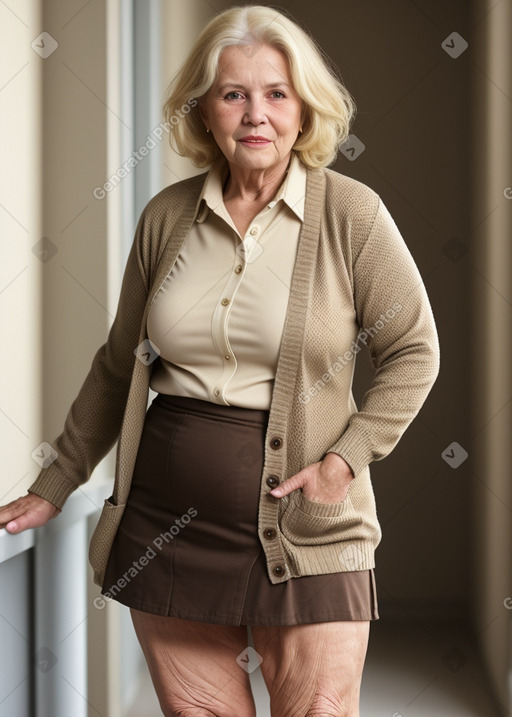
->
<box><xmin>238</xmin><ymin>136</ymin><xmax>272</xmax><ymax>143</ymax></box>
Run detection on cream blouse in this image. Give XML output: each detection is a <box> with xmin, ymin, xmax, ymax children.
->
<box><xmin>147</xmin><ymin>151</ymin><xmax>306</xmax><ymax>410</ymax></box>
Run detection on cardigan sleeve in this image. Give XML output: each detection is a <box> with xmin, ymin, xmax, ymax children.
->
<box><xmin>26</xmin><ymin>210</ymin><xmax>150</xmax><ymax>509</ymax></box>
<box><xmin>324</xmin><ymin>196</ymin><xmax>440</xmax><ymax>477</ymax></box>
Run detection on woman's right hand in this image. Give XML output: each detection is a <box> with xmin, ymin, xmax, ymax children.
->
<box><xmin>0</xmin><ymin>494</ymin><xmax>62</xmax><ymax>534</ymax></box>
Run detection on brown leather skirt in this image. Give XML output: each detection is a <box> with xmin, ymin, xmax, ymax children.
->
<box><xmin>101</xmin><ymin>393</ymin><xmax>379</xmax><ymax>625</ymax></box>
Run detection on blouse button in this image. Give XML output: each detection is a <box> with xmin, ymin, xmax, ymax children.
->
<box><xmin>266</xmin><ymin>475</ymin><xmax>279</xmax><ymax>488</ymax></box>
<box><xmin>270</xmin><ymin>437</ymin><xmax>283</xmax><ymax>450</ymax></box>
<box><xmin>234</xmin><ymin>265</ymin><xmax>242</xmax><ymax>274</ymax></box>
<box><xmin>250</xmin><ymin>226</ymin><xmax>259</xmax><ymax>236</ymax></box>
<box><xmin>264</xmin><ymin>528</ymin><xmax>277</xmax><ymax>540</ymax></box>
<box><xmin>225</xmin><ymin>355</ymin><xmax>231</xmax><ymax>360</ymax></box>
<box><xmin>221</xmin><ymin>298</ymin><xmax>230</xmax><ymax>306</ymax></box>
<box><xmin>273</xmin><ymin>565</ymin><xmax>285</xmax><ymax>577</ymax></box>
<box><xmin>213</xmin><ymin>388</ymin><xmax>220</xmax><ymax>396</ymax></box>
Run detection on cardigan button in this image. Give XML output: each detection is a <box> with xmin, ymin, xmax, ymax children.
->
<box><xmin>263</xmin><ymin>528</ymin><xmax>277</xmax><ymax>540</ymax></box>
<box><xmin>273</xmin><ymin>565</ymin><xmax>285</xmax><ymax>577</ymax></box>
<box><xmin>266</xmin><ymin>475</ymin><xmax>279</xmax><ymax>488</ymax></box>
<box><xmin>270</xmin><ymin>436</ymin><xmax>283</xmax><ymax>450</ymax></box>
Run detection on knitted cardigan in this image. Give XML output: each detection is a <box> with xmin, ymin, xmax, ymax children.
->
<box><xmin>27</xmin><ymin>160</ymin><xmax>440</xmax><ymax>587</ymax></box>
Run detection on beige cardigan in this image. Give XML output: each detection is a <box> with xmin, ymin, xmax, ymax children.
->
<box><xmin>27</xmin><ymin>160</ymin><xmax>440</xmax><ymax>587</ymax></box>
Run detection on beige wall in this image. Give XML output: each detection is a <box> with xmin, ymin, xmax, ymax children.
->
<box><xmin>0</xmin><ymin>0</ymin><xmax>43</xmax><ymax>507</ymax></box>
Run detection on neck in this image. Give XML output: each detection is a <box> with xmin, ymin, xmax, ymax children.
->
<box><xmin>223</xmin><ymin>154</ymin><xmax>291</xmax><ymax>203</ymax></box>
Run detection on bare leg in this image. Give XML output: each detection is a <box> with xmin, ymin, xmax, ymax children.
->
<box><xmin>251</xmin><ymin>620</ymin><xmax>370</xmax><ymax>717</ymax></box>
<box><xmin>130</xmin><ymin>608</ymin><xmax>257</xmax><ymax>717</ymax></box>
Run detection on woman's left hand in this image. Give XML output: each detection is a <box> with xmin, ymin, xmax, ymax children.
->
<box><xmin>269</xmin><ymin>452</ymin><xmax>354</xmax><ymax>504</ymax></box>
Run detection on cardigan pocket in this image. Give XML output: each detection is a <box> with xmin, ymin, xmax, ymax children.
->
<box><xmin>88</xmin><ymin>496</ymin><xmax>126</xmax><ymax>587</ymax></box>
<box><xmin>279</xmin><ymin>489</ymin><xmax>363</xmax><ymax>545</ymax></box>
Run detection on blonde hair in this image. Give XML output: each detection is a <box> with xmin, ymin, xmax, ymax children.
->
<box><xmin>162</xmin><ymin>5</ymin><xmax>356</xmax><ymax>168</ymax></box>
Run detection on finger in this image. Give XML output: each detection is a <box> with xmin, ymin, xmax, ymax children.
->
<box><xmin>269</xmin><ymin>473</ymin><xmax>304</xmax><ymax>498</ymax></box>
<box><xmin>1</xmin><ymin>497</ymin><xmax>61</xmax><ymax>533</ymax></box>
<box><xmin>2</xmin><ymin>507</ymin><xmax>34</xmax><ymax>533</ymax></box>
<box><xmin>2</xmin><ymin>516</ymin><xmax>24</xmax><ymax>532</ymax></box>
<box><xmin>1</xmin><ymin>505</ymin><xmax>48</xmax><ymax>533</ymax></box>
<box><xmin>4</xmin><ymin>512</ymin><xmax>51</xmax><ymax>533</ymax></box>
<box><xmin>0</xmin><ymin>500</ymin><xmax>26</xmax><ymax>524</ymax></box>
<box><xmin>0</xmin><ymin>505</ymin><xmax>22</xmax><ymax>530</ymax></box>
<box><xmin>4</xmin><ymin>519</ymin><xmax>21</xmax><ymax>533</ymax></box>
<box><xmin>0</xmin><ymin>501</ymin><xmax>17</xmax><ymax>518</ymax></box>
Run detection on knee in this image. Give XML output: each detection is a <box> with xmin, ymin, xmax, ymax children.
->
<box><xmin>160</xmin><ymin>686</ymin><xmax>253</xmax><ymax>717</ymax></box>
<box><xmin>305</xmin><ymin>691</ymin><xmax>354</xmax><ymax>717</ymax></box>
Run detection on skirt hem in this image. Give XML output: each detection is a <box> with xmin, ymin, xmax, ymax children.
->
<box><xmin>109</xmin><ymin>592</ymin><xmax>380</xmax><ymax>625</ymax></box>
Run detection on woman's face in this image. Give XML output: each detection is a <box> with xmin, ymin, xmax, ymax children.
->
<box><xmin>199</xmin><ymin>43</ymin><xmax>303</xmax><ymax>174</ymax></box>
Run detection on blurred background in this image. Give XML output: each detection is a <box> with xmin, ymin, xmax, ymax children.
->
<box><xmin>0</xmin><ymin>0</ymin><xmax>510</xmax><ymax>715</ymax></box>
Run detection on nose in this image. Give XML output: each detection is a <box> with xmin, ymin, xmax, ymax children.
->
<box><xmin>243</xmin><ymin>94</ymin><xmax>268</xmax><ymax>125</ymax></box>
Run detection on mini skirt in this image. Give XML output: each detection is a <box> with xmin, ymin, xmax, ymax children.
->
<box><xmin>101</xmin><ymin>392</ymin><xmax>379</xmax><ymax>626</ymax></box>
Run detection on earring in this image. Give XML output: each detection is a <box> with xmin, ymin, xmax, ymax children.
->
<box><xmin>206</xmin><ymin>128</ymin><xmax>210</xmax><ymax>133</ymax></box>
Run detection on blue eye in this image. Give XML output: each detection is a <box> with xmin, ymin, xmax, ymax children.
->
<box><xmin>225</xmin><ymin>91</ymin><xmax>243</xmax><ymax>100</ymax></box>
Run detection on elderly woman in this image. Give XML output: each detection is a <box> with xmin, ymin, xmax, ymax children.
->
<box><xmin>0</xmin><ymin>5</ymin><xmax>439</xmax><ymax>717</ymax></box>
